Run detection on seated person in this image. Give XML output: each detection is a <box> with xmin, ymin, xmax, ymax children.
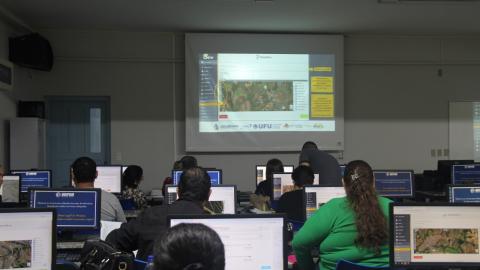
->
<box><xmin>161</xmin><ymin>160</ymin><xmax>182</xmax><ymax>197</ymax></box>
<box><xmin>71</xmin><ymin>157</ymin><xmax>127</xmax><ymax>223</ymax></box>
<box><xmin>254</xmin><ymin>158</ymin><xmax>284</xmax><ymax>199</ymax></box>
<box><xmin>180</xmin><ymin>155</ymin><xmax>197</xmax><ymax>169</ymax></box>
<box><xmin>121</xmin><ymin>165</ymin><xmax>148</xmax><ymax>210</ymax></box>
<box><xmin>276</xmin><ymin>165</ymin><xmax>314</xmax><ymax>221</ymax></box>
<box><xmin>154</xmin><ymin>223</ymin><xmax>225</xmax><ymax>270</ymax></box>
<box><xmin>106</xmin><ymin>167</ymin><xmax>211</xmax><ymax>260</ymax></box>
<box><xmin>292</xmin><ymin>160</ymin><xmax>391</xmax><ymax>270</ymax></box>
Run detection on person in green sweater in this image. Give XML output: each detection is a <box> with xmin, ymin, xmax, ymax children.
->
<box><xmin>292</xmin><ymin>160</ymin><xmax>391</xmax><ymax>270</ymax></box>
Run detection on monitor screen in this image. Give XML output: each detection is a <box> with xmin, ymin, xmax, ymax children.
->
<box><xmin>374</xmin><ymin>170</ymin><xmax>414</xmax><ymax>198</ymax></box>
<box><xmin>94</xmin><ymin>166</ymin><xmax>122</xmax><ymax>193</ymax></box>
<box><xmin>1</xmin><ymin>175</ymin><xmax>20</xmax><ymax>203</ymax></box>
<box><xmin>30</xmin><ymin>188</ymin><xmax>101</xmax><ymax>230</ymax></box>
<box><xmin>0</xmin><ymin>209</ymin><xmax>55</xmax><ymax>270</ymax></box>
<box><xmin>169</xmin><ymin>215</ymin><xmax>286</xmax><ymax>270</ymax></box>
<box><xmin>304</xmin><ymin>185</ymin><xmax>346</xmax><ymax>219</ymax></box>
<box><xmin>452</xmin><ymin>164</ymin><xmax>480</xmax><ymax>185</ymax></box>
<box><xmin>172</xmin><ymin>169</ymin><xmax>222</xmax><ymax>185</ymax></box>
<box><xmin>272</xmin><ymin>173</ymin><xmax>319</xmax><ymax>200</ymax></box>
<box><xmin>339</xmin><ymin>164</ymin><xmax>346</xmax><ymax>177</ymax></box>
<box><xmin>165</xmin><ymin>185</ymin><xmax>237</xmax><ymax>214</ymax></box>
<box><xmin>255</xmin><ymin>165</ymin><xmax>294</xmax><ymax>186</ymax></box>
<box><xmin>11</xmin><ymin>170</ymin><xmax>51</xmax><ymax>193</ymax></box>
<box><xmin>390</xmin><ymin>203</ymin><xmax>480</xmax><ymax>268</ymax></box>
<box><xmin>449</xmin><ymin>185</ymin><xmax>480</xmax><ymax>203</ymax></box>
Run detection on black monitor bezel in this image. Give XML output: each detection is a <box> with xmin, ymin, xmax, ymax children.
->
<box><xmin>451</xmin><ymin>163</ymin><xmax>480</xmax><ymax>185</ymax></box>
<box><xmin>447</xmin><ymin>184</ymin><xmax>480</xmax><ymax>203</ymax></box>
<box><xmin>389</xmin><ymin>202</ymin><xmax>480</xmax><ymax>268</ymax></box>
<box><xmin>1</xmin><ymin>174</ymin><xmax>21</xmax><ymax>203</ymax></box>
<box><xmin>0</xmin><ymin>208</ymin><xmax>57</xmax><ymax>270</ymax></box>
<box><xmin>255</xmin><ymin>164</ymin><xmax>294</xmax><ymax>187</ymax></box>
<box><xmin>171</xmin><ymin>169</ymin><xmax>223</xmax><ymax>186</ymax></box>
<box><xmin>302</xmin><ymin>184</ymin><xmax>346</xmax><ymax>220</ymax></box>
<box><xmin>167</xmin><ymin>214</ymin><xmax>288</xmax><ymax>270</ymax></box>
<box><xmin>10</xmin><ymin>169</ymin><xmax>52</xmax><ymax>193</ymax></box>
<box><xmin>373</xmin><ymin>169</ymin><xmax>415</xmax><ymax>198</ymax></box>
<box><xmin>28</xmin><ymin>187</ymin><xmax>102</xmax><ymax>231</ymax></box>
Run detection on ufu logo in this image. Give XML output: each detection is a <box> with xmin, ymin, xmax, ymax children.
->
<box><xmin>56</xmin><ymin>192</ymin><xmax>75</xmax><ymax>198</ymax></box>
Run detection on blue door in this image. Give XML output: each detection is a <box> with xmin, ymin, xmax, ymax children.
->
<box><xmin>46</xmin><ymin>96</ymin><xmax>111</xmax><ymax>187</ymax></box>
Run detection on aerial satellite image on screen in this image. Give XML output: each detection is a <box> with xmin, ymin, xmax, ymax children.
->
<box><xmin>219</xmin><ymin>81</ymin><xmax>293</xmax><ymax>112</ymax></box>
<box><xmin>0</xmin><ymin>241</ymin><xmax>32</xmax><ymax>269</ymax></box>
<box><xmin>414</xmin><ymin>228</ymin><xmax>478</xmax><ymax>254</ymax></box>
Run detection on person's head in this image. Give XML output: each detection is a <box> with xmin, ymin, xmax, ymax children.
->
<box><xmin>266</xmin><ymin>158</ymin><xmax>284</xmax><ymax>181</ymax></box>
<box><xmin>154</xmin><ymin>223</ymin><xmax>225</xmax><ymax>270</ymax></box>
<box><xmin>173</xmin><ymin>160</ymin><xmax>183</xmax><ymax>170</ymax></box>
<box><xmin>302</xmin><ymin>141</ymin><xmax>318</xmax><ymax>150</ymax></box>
<box><xmin>122</xmin><ymin>165</ymin><xmax>143</xmax><ymax>189</ymax></box>
<box><xmin>177</xmin><ymin>167</ymin><xmax>211</xmax><ymax>202</ymax></box>
<box><xmin>71</xmin><ymin>157</ymin><xmax>97</xmax><ymax>186</ymax></box>
<box><xmin>299</xmin><ymin>160</ymin><xmax>310</xmax><ymax>167</ymax></box>
<box><xmin>180</xmin><ymin>156</ymin><xmax>198</xmax><ymax>170</ymax></box>
<box><xmin>343</xmin><ymin>160</ymin><xmax>388</xmax><ymax>254</ymax></box>
<box><xmin>291</xmin><ymin>165</ymin><xmax>314</xmax><ymax>188</ymax></box>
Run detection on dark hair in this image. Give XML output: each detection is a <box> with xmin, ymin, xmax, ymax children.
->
<box><xmin>302</xmin><ymin>141</ymin><xmax>318</xmax><ymax>150</ymax></box>
<box><xmin>178</xmin><ymin>167</ymin><xmax>211</xmax><ymax>202</ymax></box>
<box><xmin>71</xmin><ymin>157</ymin><xmax>96</xmax><ymax>183</ymax></box>
<box><xmin>154</xmin><ymin>223</ymin><xmax>225</xmax><ymax>270</ymax></box>
<box><xmin>122</xmin><ymin>165</ymin><xmax>143</xmax><ymax>189</ymax></box>
<box><xmin>180</xmin><ymin>156</ymin><xmax>198</xmax><ymax>170</ymax></box>
<box><xmin>343</xmin><ymin>160</ymin><xmax>388</xmax><ymax>254</ymax></box>
<box><xmin>266</xmin><ymin>158</ymin><xmax>284</xmax><ymax>181</ymax></box>
<box><xmin>291</xmin><ymin>165</ymin><xmax>314</xmax><ymax>187</ymax></box>
<box><xmin>173</xmin><ymin>160</ymin><xmax>183</xmax><ymax>170</ymax></box>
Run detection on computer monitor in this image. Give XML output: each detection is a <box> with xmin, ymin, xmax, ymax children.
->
<box><xmin>452</xmin><ymin>164</ymin><xmax>480</xmax><ymax>185</ymax></box>
<box><xmin>374</xmin><ymin>170</ymin><xmax>414</xmax><ymax>198</ymax></box>
<box><xmin>303</xmin><ymin>185</ymin><xmax>346</xmax><ymax>219</ymax></box>
<box><xmin>272</xmin><ymin>173</ymin><xmax>319</xmax><ymax>200</ymax></box>
<box><xmin>165</xmin><ymin>185</ymin><xmax>237</xmax><ymax>214</ymax></box>
<box><xmin>121</xmin><ymin>166</ymin><xmax>129</xmax><ymax>174</ymax></box>
<box><xmin>172</xmin><ymin>169</ymin><xmax>222</xmax><ymax>185</ymax></box>
<box><xmin>390</xmin><ymin>203</ymin><xmax>480</xmax><ymax>268</ymax></box>
<box><xmin>94</xmin><ymin>166</ymin><xmax>122</xmax><ymax>193</ymax></box>
<box><xmin>0</xmin><ymin>208</ymin><xmax>56</xmax><ymax>270</ymax></box>
<box><xmin>339</xmin><ymin>164</ymin><xmax>346</xmax><ymax>177</ymax></box>
<box><xmin>437</xmin><ymin>160</ymin><xmax>474</xmax><ymax>189</ymax></box>
<box><xmin>1</xmin><ymin>175</ymin><xmax>20</xmax><ymax>203</ymax></box>
<box><xmin>169</xmin><ymin>214</ymin><xmax>287</xmax><ymax>270</ymax></box>
<box><xmin>255</xmin><ymin>165</ymin><xmax>294</xmax><ymax>186</ymax></box>
<box><xmin>29</xmin><ymin>188</ymin><xmax>101</xmax><ymax>231</ymax></box>
<box><xmin>10</xmin><ymin>170</ymin><xmax>51</xmax><ymax>193</ymax></box>
<box><xmin>448</xmin><ymin>185</ymin><xmax>480</xmax><ymax>203</ymax></box>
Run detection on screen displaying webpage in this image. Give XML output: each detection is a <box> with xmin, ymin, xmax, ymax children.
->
<box><xmin>0</xmin><ymin>211</ymin><xmax>53</xmax><ymax>270</ymax></box>
<box><xmin>11</xmin><ymin>171</ymin><xmax>50</xmax><ymax>193</ymax></box>
<box><xmin>452</xmin><ymin>164</ymin><xmax>480</xmax><ymax>185</ymax></box>
<box><xmin>272</xmin><ymin>173</ymin><xmax>319</xmax><ymax>200</ymax></box>
<box><xmin>199</xmin><ymin>53</ymin><xmax>336</xmax><ymax>133</ymax></box>
<box><xmin>94</xmin><ymin>166</ymin><xmax>122</xmax><ymax>193</ymax></box>
<box><xmin>304</xmin><ymin>186</ymin><xmax>346</xmax><ymax>219</ymax></box>
<box><xmin>256</xmin><ymin>165</ymin><xmax>294</xmax><ymax>185</ymax></box>
<box><xmin>172</xmin><ymin>170</ymin><xmax>221</xmax><ymax>185</ymax></box>
<box><xmin>374</xmin><ymin>171</ymin><xmax>413</xmax><ymax>197</ymax></box>
<box><xmin>170</xmin><ymin>217</ymin><xmax>284</xmax><ymax>270</ymax></box>
<box><xmin>2</xmin><ymin>176</ymin><xmax>20</xmax><ymax>203</ymax></box>
<box><xmin>449</xmin><ymin>186</ymin><xmax>480</xmax><ymax>203</ymax></box>
<box><xmin>393</xmin><ymin>205</ymin><xmax>480</xmax><ymax>266</ymax></box>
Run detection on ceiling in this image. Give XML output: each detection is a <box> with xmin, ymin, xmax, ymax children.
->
<box><xmin>1</xmin><ymin>0</ymin><xmax>480</xmax><ymax>34</ymax></box>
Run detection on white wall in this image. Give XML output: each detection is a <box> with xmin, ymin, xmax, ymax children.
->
<box><xmin>10</xmin><ymin>31</ymin><xmax>480</xmax><ymax>192</ymax></box>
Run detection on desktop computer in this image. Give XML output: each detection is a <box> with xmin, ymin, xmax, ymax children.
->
<box><xmin>10</xmin><ymin>170</ymin><xmax>51</xmax><ymax>193</ymax></box>
<box><xmin>172</xmin><ymin>169</ymin><xmax>222</xmax><ymax>185</ymax></box>
<box><xmin>448</xmin><ymin>185</ymin><xmax>480</xmax><ymax>203</ymax></box>
<box><xmin>451</xmin><ymin>164</ymin><xmax>480</xmax><ymax>185</ymax></box>
<box><xmin>390</xmin><ymin>203</ymin><xmax>480</xmax><ymax>268</ymax></box>
<box><xmin>272</xmin><ymin>173</ymin><xmax>319</xmax><ymax>201</ymax></box>
<box><xmin>303</xmin><ymin>185</ymin><xmax>346</xmax><ymax>220</ymax></box>
<box><xmin>165</xmin><ymin>185</ymin><xmax>237</xmax><ymax>214</ymax></box>
<box><xmin>169</xmin><ymin>214</ymin><xmax>286</xmax><ymax>270</ymax></box>
<box><xmin>374</xmin><ymin>170</ymin><xmax>414</xmax><ymax>198</ymax></box>
<box><xmin>255</xmin><ymin>165</ymin><xmax>294</xmax><ymax>186</ymax></box>
<box><xmin>93</xmin><ymin>166</ymin><xmax>122</xmax><ymax>193</ymax></box>
<box><xmin>0</xmin><ymin>208</ymin><xmax>56</xmax><ymax>270</ymax></box>
<box><xmin>1</xmin><ymin>175</ymin><xmax>20</xmax><ymax>203</ymax></box>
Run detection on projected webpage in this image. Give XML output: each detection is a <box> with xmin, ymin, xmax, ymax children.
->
<box><xmin>165</xmin><ymin>185</ymin><xmax>236</xmax><ymax>214</ymax></box>
<box><xmin>170</xmin><ymin>217</ymin><xmax>284</xmax><ymax>270</ymax></box>
<box><xmin>0</xmin><ymin>211</ymin><xmax>53</xmax><ymax>270</ymax></box>
<box><xmin>199</xmin><ymin>53</ymin><xmax>336</xmax><ymax>132</ymax></box>
<box><xmin>304</xmin><ymin>186</ymin><xmax>345</xmax><ymax>219</ymax></box>
<box><xmin>392</xmin><ymin>205</ymin><xmax>480</xmax><ymax>266</ymax></box>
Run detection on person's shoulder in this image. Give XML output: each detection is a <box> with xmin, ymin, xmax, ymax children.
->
<box><xmin>323</xmin><ymin>196</ymin><xmax>347</xmax><ymax>208</ymax></box>
<box><xmin>378</xmin><ymin>196</ymin><xmax>394</xmax><ymax>205</ymax></box>
<box><xmin>101</xmin><ymin>190</ymin><xmax>118</xmax><ymax>201</ymax></box>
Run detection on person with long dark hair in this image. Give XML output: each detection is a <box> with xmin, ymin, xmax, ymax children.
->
<box><xmin>255</xmin><ymin>158</ymin><xmax>284</xmax><ymax>199</ymax></box>
<box><xmin>292</xmin><ymin>160</ymin><xmax>391</xmax><ymax>270</ymax></box>
<box><xmin>121</xmin><ymin>165</ymin><xmax>148</xmax><ymax>210</ymax></box>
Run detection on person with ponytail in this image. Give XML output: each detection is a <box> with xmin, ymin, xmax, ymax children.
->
<box><xmin>106</xmin><ymin>167</ymin><xmax>211</xmax><ymax>261</ymax></box>
<box><xmin>292</xmin><ymin>160</ymin><xmax>391</xmax><ymax>270</ymax></box>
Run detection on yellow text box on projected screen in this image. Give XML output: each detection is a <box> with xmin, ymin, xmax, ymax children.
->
<box><xmin>311</xmin><ymin>76</ymin><xmax>333</xmax><ymax>93</ymax></box>
<box><xmin>311</xmin><ymin>94</ymin><xmax>334</xmax><ymax>118</ymax></box>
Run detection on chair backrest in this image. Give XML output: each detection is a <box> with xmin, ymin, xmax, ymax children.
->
<box><xmin>335</xmin><ymin>260</ymin><xmax>389</xmax><ymax>270</ymax></box>
<box><xmin>119</xmin><ymin>198</ymin><xmax>136</xmax><ymax>210</ymax></box>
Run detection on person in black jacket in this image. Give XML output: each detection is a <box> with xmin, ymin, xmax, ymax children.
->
<box><xmin>106</xmin><ymin>166</ymin><xmax>211</xmax><ymax>260</ymax></box>
<box><xmin>299</xmin><ymin>141</ymin><xmax>342</xmax><ymax>186</ymax></box>
<box><xmin>276</xmin><ymin>165</ymin><xmax>314</xmax><ymax>221</ymax></box>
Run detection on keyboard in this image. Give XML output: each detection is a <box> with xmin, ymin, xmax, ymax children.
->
<box><xmin>57</xmin><ymin>252</ymin><xmax>82</xmax><ymax>262</ymax></box>
<box><xmin>57</xmin><ymin>241</ymin><xmax>85</xmax><ymax>250</ymax></box>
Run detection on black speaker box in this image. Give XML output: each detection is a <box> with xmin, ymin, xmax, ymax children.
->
<box><xmin>9</xmin><ymin>33</ymin><xmax>53</xmax><ymax>71</ymax></box>
<box><xmin>18</xmin><ymin>101</ymin><xmax>45</xmax><ymax>119</ymax></box>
